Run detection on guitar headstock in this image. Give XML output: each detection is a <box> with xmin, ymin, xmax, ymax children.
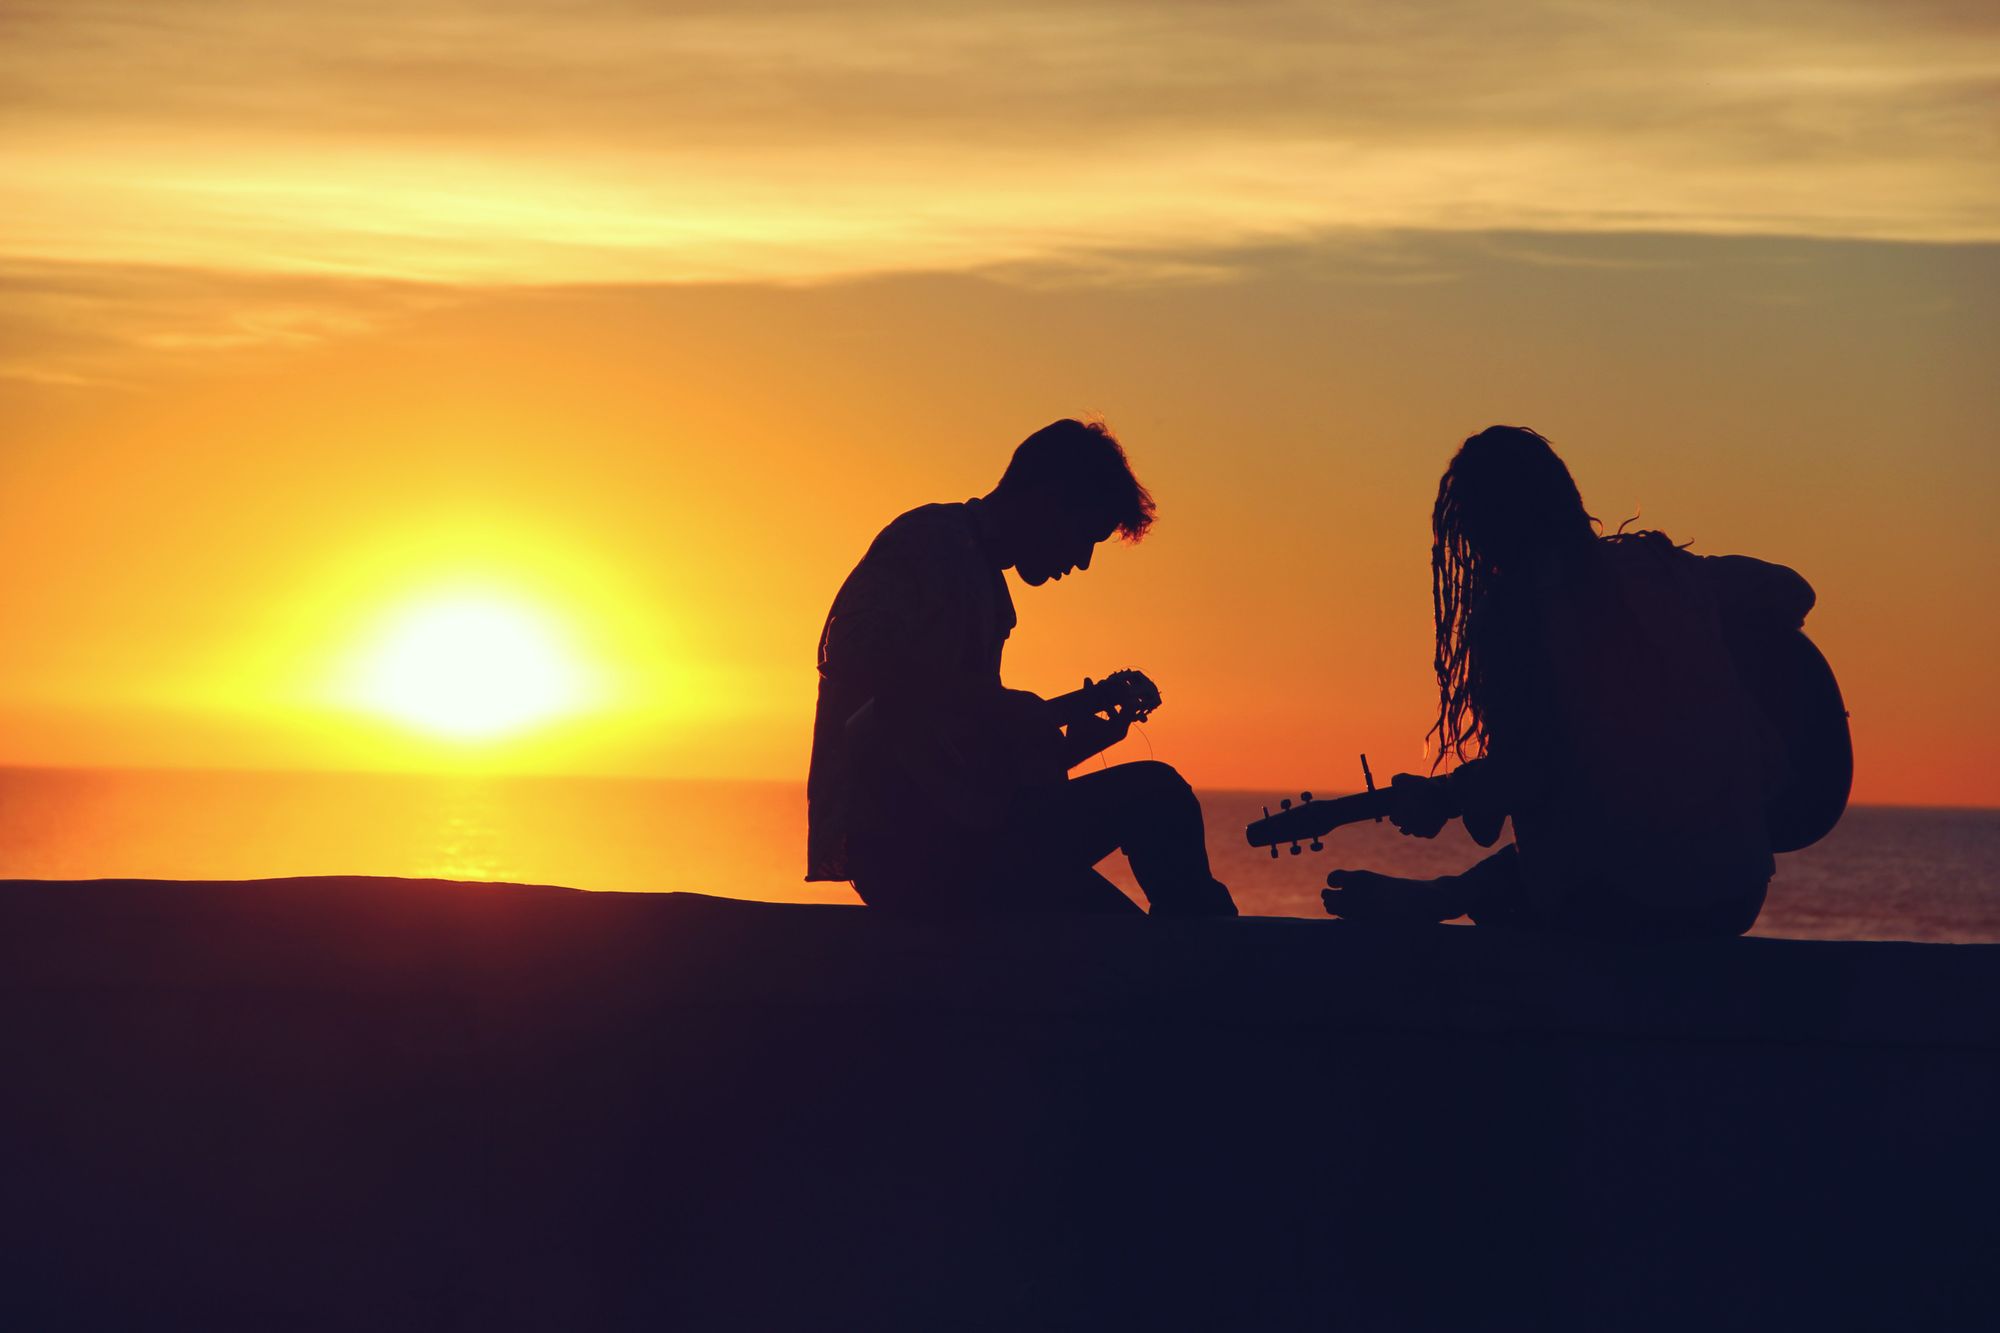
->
<box><xmin>1256</xmin><ymin>792</ymin><xmax>1323</xmax><ymax>857</ymax></box>
<box><xmin>1089</xmin><ymin>668</ymin><xmax>1162</xmax><ymax>722</ymax></box>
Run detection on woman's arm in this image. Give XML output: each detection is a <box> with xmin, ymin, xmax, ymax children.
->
<box><xmin>1444</xmin><ymin>757</ymin><xmax>1515</xmax><ymax>847</ymax></box>
<box><xmin>1378</xmin><ymin>746</ymin><xmax>1549</xmax><ymax>848</ymax></box>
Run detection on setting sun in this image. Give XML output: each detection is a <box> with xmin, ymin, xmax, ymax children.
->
<box><xmin>341</xmin><ymin>592</ymin><xmax>595</xmax><ymax>739</ymax></box>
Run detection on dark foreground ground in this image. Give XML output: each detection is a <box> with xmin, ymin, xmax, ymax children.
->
<box><xmin>2</xmin><ymin>877</ymin><xmax>1996</xmax><ymax>1331</ymax></box>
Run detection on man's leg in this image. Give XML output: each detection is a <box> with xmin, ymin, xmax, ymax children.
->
<box><xmin>977</xmin><ymin>863</ymin><xmax>1147</xmax><ymax>916</ymax></box>
<box><xmin>1014</xmin><ymin>761</ymin><xmax>1236</xmax><ymax>917</ymax></box>
<box><xmin>852</xmin><ymin>817</ymin><xmax>1144</xmax><ymax>917</ymax></box>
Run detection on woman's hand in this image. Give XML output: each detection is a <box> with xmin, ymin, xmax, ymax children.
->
<box><xmin>1386</xmin><ymin>772</ymin><xmax>1453</xmax><ymax>839</ymax></box>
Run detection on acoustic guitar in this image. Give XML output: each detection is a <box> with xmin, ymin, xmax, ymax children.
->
<box><xmin>847</xmin><ymin>669</ymin><xmax>1162</xmax><ymax>831</ymax></box>
<box><xmin>1248</xmin><ymin>627</ymin><xmax>1852</xmax><ymax>856</ymax></box>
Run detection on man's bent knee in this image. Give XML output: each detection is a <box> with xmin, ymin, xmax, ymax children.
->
<box><xmin>1118</xmin><ymin>759</ymin><xmax>1197</xmax><ymax>805</ymax></box>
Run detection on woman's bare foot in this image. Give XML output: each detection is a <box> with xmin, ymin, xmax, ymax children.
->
<box><xmin>1322</xmin><ymin>869</ymin><xmax>1464</xmax><ymax>925</ymax></box>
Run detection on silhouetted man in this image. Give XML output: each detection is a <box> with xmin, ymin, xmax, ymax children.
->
<box><xmin>807</xmin><ymin>418</ymin><xmax>1236</xmax><ymax>917</ymax></box>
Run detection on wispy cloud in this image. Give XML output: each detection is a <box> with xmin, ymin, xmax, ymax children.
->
<box><xmin>3</xmin><ymin>0</ymin><xmax>1996</xmax><ymax>296</ymax></box>
<box><xmin>0</xmin><ymin>260</ymin><xmax>454</xmax><ymax>386</ymax></box>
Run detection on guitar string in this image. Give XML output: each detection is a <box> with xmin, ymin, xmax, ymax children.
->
<box><xmin>1099</xmin><ymin>722</ymin><xmax>1154</xmax><ymax>770</ymax></box>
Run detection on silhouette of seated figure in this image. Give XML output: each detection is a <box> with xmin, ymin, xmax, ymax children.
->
<box><xmin>807</xmin><ymin>419</ymin><xmax>1236</xmax><ymax>918</ymax></box>
<box><xmin>1323</xmin><ymin>426</ymin><xmax>1828</xmax><ymax>939</ymax></box>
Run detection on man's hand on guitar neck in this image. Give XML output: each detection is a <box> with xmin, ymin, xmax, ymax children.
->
<box><xmin>1055</xmin><ymin>669</ymin><xmax>1159</xmax><ymax>769</ymax></box>
<box><xmin>1061</xmin><ymin>704</ymin><xmax>1136</xmax><ymax>769</ymax></box>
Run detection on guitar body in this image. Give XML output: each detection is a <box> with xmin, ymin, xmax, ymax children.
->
<box><xmin>842</xmin><ymin>694</ymin><xmax>1033</xmax><ymax>836</ymax></box>
<box><xmin>846</xmin><ymin>671</ymin><xmax>1158</xmax><ymax>836</ymax></box>
<box><xmin>988</xmin><ymin>690</ymin><xmax>1071</xmax><ymax>792</ymax></box>
<box><xmin>1249</xmin><ymin>626</ymin><xmax>1853</xmax><ymax>856</ymax></box>
<box><xmin>1725</xmin><ymin>622</ymin><xmax>1852</xmax><ymax>853</ymax></box>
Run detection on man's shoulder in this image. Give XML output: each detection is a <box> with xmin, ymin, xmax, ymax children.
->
<box><xmin>870</xmin><ymin>502</ymin><xmax>977</xmax><ymax>557</ymax></box>
<box><xmin>883</xmin><ymin>501</ymin><xmax>971</xmax><ymax>535</ymax></box>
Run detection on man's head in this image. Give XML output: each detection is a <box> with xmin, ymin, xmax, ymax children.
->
<box><xmin>991</xmin><ymin>418</ymin><xmax>1155</xmax><ymax>586</ymax></box>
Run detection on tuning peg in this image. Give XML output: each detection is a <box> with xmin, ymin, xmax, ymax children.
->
<box><xmin>1289</xmin><ymin>841</ymin><xmax>1302</xmax><ymax>856</ymax></box>
<box><xmin>1280</xmin><ymin>798</ymin><xmax>1293</xmax><ymax>811</ymax></box>
<box><xmin>1310</xmin><ymin>837</ymin><xmax>1324</xmax><ymax>852</ymax></box>
<box><xmin>1301</xmin><ymin>791</ymin><xmax>1313</xmax><ymax>803</ymax></box>
<box><xmin>1269</xmin><ymin>845</ymin><xmax>1279</xmax><ymax>860</ymax></box>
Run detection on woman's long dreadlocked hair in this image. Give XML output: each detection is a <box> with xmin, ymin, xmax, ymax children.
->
<box><xmin>1428</xmin><ymin>426</ymin><xmax>1599</xmax><ymax>771</ymax></box>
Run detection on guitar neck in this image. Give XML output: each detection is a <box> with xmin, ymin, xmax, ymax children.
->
<box><xmin>1046</xmin><ymin>677</ymin><xmax>1151</xmax><ymax>728</ymax></box>
<box><xmin>1044</xmin><ymin>684</ymin><xmax>1098</xmax><ymax>726</ymax></box>
<box><xmin>1244</xmin><ymin>788</ymin><xmax>1396</xmax><ymax>847</ymax></box>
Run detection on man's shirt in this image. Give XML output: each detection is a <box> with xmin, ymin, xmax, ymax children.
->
<box><xmin>807</xmin><ymin>500</ymin><xmax>1016</xmax><ymax>882</ymax></box>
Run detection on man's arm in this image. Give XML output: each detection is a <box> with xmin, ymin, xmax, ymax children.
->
<box><xmin>1058</xmin><ymin>704</ymin><xmax>1133</xmax><ymax>770</ymax></box>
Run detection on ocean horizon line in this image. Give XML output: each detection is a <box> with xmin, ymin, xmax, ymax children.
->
<box><xmin>3</xmin><ymin>761</ymin><xmax>1994</xmax><ymax>816</ymax></box>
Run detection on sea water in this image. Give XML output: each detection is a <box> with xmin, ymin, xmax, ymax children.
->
<box><xmin>3</xmin><ymin>767</ymin><xmax>1996</xmax><ymax>943</ymax></box>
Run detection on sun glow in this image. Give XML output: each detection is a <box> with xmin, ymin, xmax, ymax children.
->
<box><xmin>342</xmin><ymin>592</ymin><xmax>596</xmax><ymax>739</ymax></box>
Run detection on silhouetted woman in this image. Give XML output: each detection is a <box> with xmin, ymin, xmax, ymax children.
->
<box><xmin>1323</xmin><ymin>426</ymin><xmax>1817</xmax><ymax>938</ymax></box>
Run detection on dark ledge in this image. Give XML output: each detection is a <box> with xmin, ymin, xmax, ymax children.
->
<box><xmin>4</xmin><ymin>877</ymin><xmax>1996</xmax><ymax>1331</ymax></box>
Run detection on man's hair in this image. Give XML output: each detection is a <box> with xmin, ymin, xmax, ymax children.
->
<box><xmin>999</xmin><ymin>418</ymin><xmax>1156</xmax><ymax>540</ymax></box>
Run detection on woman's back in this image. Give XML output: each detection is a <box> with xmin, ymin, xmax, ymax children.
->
<box><xmin>1504</xmin><ymin>535</ymin><xmax>1794</xmax><ymax>911</ymax></box>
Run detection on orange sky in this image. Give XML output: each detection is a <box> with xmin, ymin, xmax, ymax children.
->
<box><xmin>2</xmin><ymin>2</ymin><xmax>1997</xmax><ymax>807</ymax></box>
